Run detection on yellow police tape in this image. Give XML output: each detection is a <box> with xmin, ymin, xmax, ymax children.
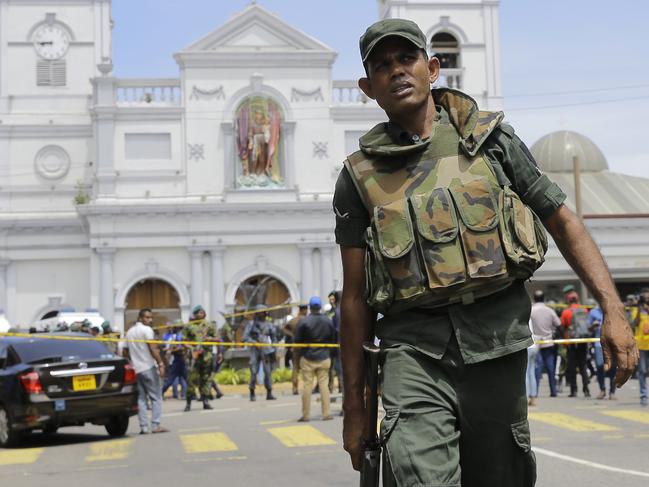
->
<box><xmin>0</xmin><ymin>332</ymin><xmax>340</xmax><ymax>348</ymax></box>
<box><xmin>153</xmin><ymin>303</ymin><xmax>300</xmax><ymax>331</ymax></box>
<box><xmin>1</xmin><ymin>331</ymin><xmax>639</xmax><ymax>348</ymax></box>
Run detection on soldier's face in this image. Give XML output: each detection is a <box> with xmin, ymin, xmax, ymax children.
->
<box><xmin>359</xmin><ymin>37</ymin><xmax>438</xmax><ymax>118</ymax></box>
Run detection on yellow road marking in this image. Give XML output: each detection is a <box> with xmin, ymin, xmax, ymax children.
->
<box><xmin>601</xmin><ymin>410</ymin><xmax>649</xmax><ymax>425</ymax></box>
<box><xmin>268</xmin><ymin>425</ymin><xmax>337</xmax><ymax>448</ymax></box>
<box><xmin>532</xmin><ymin>436</ymin><xmax>552</xmax><ymax>443</ymax></box>
<box><xmin>528</xmin><ymin>412</ymin><xmax>618</xmax><ymax>432</ymax></box>
<box><xmin>0</xmin><ymin>448</ymin><xmax>43</xmax><ymax>465</ymax></box>
<box><xmin>634</xmin><ymin>433</ymin><xmax>649</xmax><ymax>439</ymax></box>
<box><xmin>85</xmin><ymin>439</ymin><xmax>133</xmax><ymax>462</ymax></box>
<box><xmin>181</xmin><ymin>432</ymin><xmax>238</xmax><ymax>454</ymax></box>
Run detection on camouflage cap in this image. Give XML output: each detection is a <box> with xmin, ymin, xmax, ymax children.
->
<box><xmin>360</xmin><ymin>18</ymin><xmax>427</xmax><ymax>63</ymax></box>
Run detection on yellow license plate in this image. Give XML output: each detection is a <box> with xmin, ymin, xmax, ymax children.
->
<box><xmin>72</xmin><ymin>375</ymin><xmax>97</xmax><ymax>391</ymax></box>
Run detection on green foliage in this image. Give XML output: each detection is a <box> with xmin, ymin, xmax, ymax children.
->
<box><xmin>73</xmin><ymin>180</ymin><xmax>90</xmax><ymax>205</ymax></box>
<box><xmin>271</xmin><ymin>367</ymin><xmax>292</xmax><ymax>383</ymax></box>
<box><xmin>214</xmin><ymin>368</ymin><xmax>241</xmax><ymax>385</ymax></box>
<box><xmin>237</xmin><ymin>368</ymin><xmax>251</xmax><ymax>384</ymax></box>
<box><xmin>214</xmin><ymin>366</ymin><xmax>292</xmax><ymax>385</ymax></box>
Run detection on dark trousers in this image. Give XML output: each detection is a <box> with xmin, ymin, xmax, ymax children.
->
<box><xmin>566</xmin><ymin>344</ymin><xmax>590</xmax><ymax>395</ymax></box>
<box><xmin>162</xmin><ymin>356</ymin><xmax>187</xmax><ymax>397</ymax></box>
<box><xmin>538</xmin><ymin>347</ymin><xmax>558</xmax><ymax>396</ymax></box>
<box><xmin>380</xmin><ymin>336</ymin><xmax>535</xmax><ymax>487</ymax></box>
<box><xmin>596</xmin><ymin>362</ymin><xmax>617</xmax><ymax>394</ymax></box>
<box><xmin>249</xmin><ymin>352</ymin><xmax>273</xmax><ymax>392</ymax></box>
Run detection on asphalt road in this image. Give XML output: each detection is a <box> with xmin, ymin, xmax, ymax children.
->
<box><xmin>1</xmin><ymin>379</ymin><xmax>648</xmax><ymax>487</ymax></box>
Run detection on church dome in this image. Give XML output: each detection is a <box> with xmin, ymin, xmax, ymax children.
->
<box><xmin>530</xmin><ymin>131</ymin><xmax>608</xmax><ymax>173</ymax></box>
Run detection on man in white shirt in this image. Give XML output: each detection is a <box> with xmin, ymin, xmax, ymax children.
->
<box><xmin>123</xmin><ymin>308</ymin><xmax>169</xmax><ymax>434</ymax></box>
<box><xmin>530</xmin><ymin>290</ymin><xmax>561</xmax><ymax>397</ymax></box>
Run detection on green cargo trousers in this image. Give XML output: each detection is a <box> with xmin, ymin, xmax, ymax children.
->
<box><xmin>380</xmin><ymin>337</ymin><xmax>536</xmax><ymax>487</ymax></box>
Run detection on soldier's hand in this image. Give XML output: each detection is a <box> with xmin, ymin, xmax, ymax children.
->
<box><xmin>158</xmin><ymin>363</ymin><xmax>166</xmax><ymax>378</ymax></box>
<box><xmin>342</xmin><ymin>406</ymin><xmax>367</xmax><ymax>472</ymax></box>
<box><xmin>601</xmin><ymin>305</ymin><xmax>639</xmax><ymax>387</ymax></box>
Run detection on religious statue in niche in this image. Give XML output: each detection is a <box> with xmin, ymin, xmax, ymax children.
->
<box><xmin>234</xmin><ymin>96</ymin><xmax>284</xmax><ymax>189</ymax></box>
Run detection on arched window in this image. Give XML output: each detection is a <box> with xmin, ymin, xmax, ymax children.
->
<box><xmin>124</xmin><ymin>278</ymin><xmax>181</xmax><ymax>328</ymax></box>
<box><xmin>232</xmin><ymin>274</ymin><xmax>291</xmax><ymax>342</ymax></box>
<box><xmin>430</xmin><ymin>32</ymin><xmax>462</xmax><ymax>89</ymax></box>
<box><xmin>234</xmin><ymin>96</ymin><xmax>285</xmax><ymax>189</ymax></box>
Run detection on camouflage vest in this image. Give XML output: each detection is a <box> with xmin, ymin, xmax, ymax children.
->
<box><xmin>345</xmin><ymin>100</ymin><xmax>547</xmax><ymax>315</ymax></box>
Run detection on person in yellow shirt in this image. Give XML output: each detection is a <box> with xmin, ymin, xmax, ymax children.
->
<box><xmin>631</xmin><ymin>289</ymin><xmax>649</xmax><ymax>406</ymax></box>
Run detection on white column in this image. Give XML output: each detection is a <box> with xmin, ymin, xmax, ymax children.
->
<box><xmin>209</xmin><ymin>246</ymin><xmax>226</xmax><ymax>317</ymax></box>
<box><xmin>298</xmin><ymin>245</ymin><xmax>315</xmax><ymax>302</ymax></box>
<box><xmin>189</xmin><ymin>248</ymin><xmax>203</xmax><ymax>308</ymax></box>
<box><xmin>97</xmin><ymin>248</ymin><xmax>115</xmax><ymax>325</ymax></box>
<box><xmin>0</xmin><ymin>260</ymin><xmax>8</xmax><ymax>315</ymax></box>
<box><xmin>0</xmin><ymin>0</ymin><xmax>9</xmax><ymax>112</ymax></box>
<box><xmin>319</xmin><ymin>245</ymin><xmax>335</xmax><ymax>301</ymax></box>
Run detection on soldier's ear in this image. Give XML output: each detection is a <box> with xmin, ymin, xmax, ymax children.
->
<box><xmin>428</xmin><ymin>56</ymin><xmax>440</xmax><ymax>85</ymax></box>
<box><xmin>358</xmin><ymin>77</ymin><xmax>375</xmax><ymax>100</ymax></box>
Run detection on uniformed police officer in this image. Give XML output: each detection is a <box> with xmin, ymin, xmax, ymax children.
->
<box><xmin>243</xmin><ymin>305</ymin><xmax>277</xmax><ymax>402</ymax></box>
<box><xmin>335</xmin><ymin>18</ymin><xmax>639</xmax><ymax>487</ymax></box>
<box><xmin>184</xmin><ymin>305</ymin><xmax>217</xmax><ymax>411</ymax></box>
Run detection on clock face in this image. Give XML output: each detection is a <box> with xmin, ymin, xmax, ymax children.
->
<box><xmin>33</xmin><ymin>25</ymin><xmax>70</xmax><ymax>60</ymax></box>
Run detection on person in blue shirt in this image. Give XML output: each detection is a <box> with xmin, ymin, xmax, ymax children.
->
<box><xmin>588</xmin><ymin>306</ymin><xmax>617</xmax><ymax>399</ymax></box>
<box><xmin>161</xmin><ymin>324</ymin><xmax>188</xmax><ymax>400</ymax></box>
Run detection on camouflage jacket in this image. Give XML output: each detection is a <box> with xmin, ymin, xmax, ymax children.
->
<box><xmin>344</xmin><ymin>88</ymin><xmax>547</xmax><ymax>315</ymax></box>
<box><xmin>184</xmin><ymin>320</ymin><xmax>217</xmax><ymax>362</ymax></box>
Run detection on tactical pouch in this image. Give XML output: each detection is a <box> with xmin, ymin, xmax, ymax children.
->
<box><xmin>364</xmin><ymin>226</ymin><xmax>394</xmax><ymax>312</ymax></box>
<box><xmin>449</xmin><ymin>178</ymin><xmax>508</xmax><ymax>279</ymax></box>
<box><xmin>499</xmin><ymin>186</ymin><xmax>547</xmax><ymax>277</ymax></box>
<box><xmin>411</xmin><ymin>188</ymin><xmax>466</xmax><ymax>289</ymax></box>
<box><xmin>370</xmin><ymin>199</ymin><xmax>427</xmax><ymax>310</ymax></box>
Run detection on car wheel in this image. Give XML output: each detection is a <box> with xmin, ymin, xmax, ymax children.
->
<box><xmin>105</xmin><ymin>415</ymin><xmax>129</xmax><ymax>437</ymax></box>
<box><xmin>42</xmin><ymin>424</ymin><xmax>59</xmax><ymax>435</ymax></box>
<box><xmin>0</xmin><ymin>405</ymin><xmax>21</xmax><ymax>448</ymax></box>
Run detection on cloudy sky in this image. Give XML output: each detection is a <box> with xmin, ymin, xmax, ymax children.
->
<box><xmin>112</xmin><ymin>0</ymin><xmax>649</xmax><ymax>177</ymax></box>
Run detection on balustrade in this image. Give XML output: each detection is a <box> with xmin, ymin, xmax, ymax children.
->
<box><xmin>435</xmin><ymin>68</ymin><xmax>463</xmax><ymax>90</ymax></box>
<box><xmin>115</xmin><ymin>79</ymin><xmax>181</xmax><ymax>107</ymax></box>
<box><xmin>332</xmin><ymin>80</ymin><xmax>371</xmax><ymax>105</ymax></box>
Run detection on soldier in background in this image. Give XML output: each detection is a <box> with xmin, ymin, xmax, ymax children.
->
<box><xmin>243</xmin><ymin>305</ymin><xmax>277</xmax><ymax>402</ymax></box>
<box><xmin>327</xmin><ymin>290</ymin><xmax>343</xmax><ymax>394</ymax></box>
<box><xmin>183</xmin><ymin>305</ymin><xmax>217</xmax><ymax>411</ymax></box>
<box><xmin>284</xmin><ymin>304</ymin><xmax>308</xmax><ymax>395</ymax></box>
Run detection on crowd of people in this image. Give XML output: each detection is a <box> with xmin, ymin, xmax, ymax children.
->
<box><xmin>527</xmin><ymin>285</ymin><xmax>649</xmax><ymax>407</ymax></box>
<box><xmin>117</xmin><ymin>292</ymin><xmax>343</xmax><ymax>433</ymax></box>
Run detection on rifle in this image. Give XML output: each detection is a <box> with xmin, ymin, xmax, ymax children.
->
<box><xmin>360</xmin><ymin>342</ymin><xmax>381</xmax><ymax>487</ymax></box>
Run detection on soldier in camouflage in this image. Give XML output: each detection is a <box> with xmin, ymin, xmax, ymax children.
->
<box><xmin>335</xmin><ymin>18</ymin><xmax>639</xmax><ymax>487</ymax></box>
<box><xmin>183</xmin><ymin>305</ymin><xmax>217</xmax><ymax>411</ymax></box>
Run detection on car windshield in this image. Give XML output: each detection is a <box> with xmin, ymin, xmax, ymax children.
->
<box><xmin>11</xmin><ymin>338</ymin><xmax>115</xmax><ymax>364</ymax></box>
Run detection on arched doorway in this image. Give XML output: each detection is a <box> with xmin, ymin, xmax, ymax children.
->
<box><xmin>232</xmin><ymin>274</ymin><xmax>291</xmax><ymax>342</ymax></box>
<box><xmin>124</xmin><ymin>278</ymin><xmax>180</xmax><ymax>329</ymax></box>
<box><xmin>431</xmin><ymin>31</ymin><xmax>461</xmax><ymax>89</ymax></box>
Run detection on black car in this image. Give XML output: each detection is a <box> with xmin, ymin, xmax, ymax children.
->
<box><xmin>0</xmin><ymin>333</ymin><xmax>138</xmax><ymax>447</ymax></box>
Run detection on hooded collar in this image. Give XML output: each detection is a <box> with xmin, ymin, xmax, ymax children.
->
<box><xmin>358</xmin><ymin>88</ymin><xmax>504</xmax><ymax>158</ymax></box>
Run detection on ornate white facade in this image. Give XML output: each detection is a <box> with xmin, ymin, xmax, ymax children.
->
<box><xmin>1</xmin><ymin>0</ymin><xmax>646</xmax><ymax>330</ymax></box>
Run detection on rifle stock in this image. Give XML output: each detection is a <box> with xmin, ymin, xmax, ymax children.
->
<box><xmin>360</xmin><ymin>342</ymin><xmax>381</xmax><ymax>487</ymax></box>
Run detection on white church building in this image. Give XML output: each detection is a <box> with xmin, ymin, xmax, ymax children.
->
<box><xmin>1</xmin><ymin>0</ymin><xmax>648</xmax><ymax>333</ymax></box>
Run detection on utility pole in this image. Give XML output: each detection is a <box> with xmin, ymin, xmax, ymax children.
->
<box><xmin>573</xmin><ymin>155</ymin><xmax>588</xmax><ymax>301</ymax></box>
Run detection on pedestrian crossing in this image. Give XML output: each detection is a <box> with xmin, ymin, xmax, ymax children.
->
<box><xmin>180</xmin><ymin>432</ymin><xmax>239</xmax><ymax>453</ymax></box>
<box><xmin>528</xmin><ymin>409</ymin><xmax>649</xmax><ymax>432</ymax></box>
<box><xmin>1</xmin><ymin>409</ymin><xmax>647</xmax><ymax>469</ymax></box>
<box><xmin>0</xmin><ymin>422</ymin><xmax>339</xmax><ymax>468</ymax></box>
<box><xmin>85</xmin><ymin>439</ymin><xmax>133</xmax><ymax>462</ymax></box>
